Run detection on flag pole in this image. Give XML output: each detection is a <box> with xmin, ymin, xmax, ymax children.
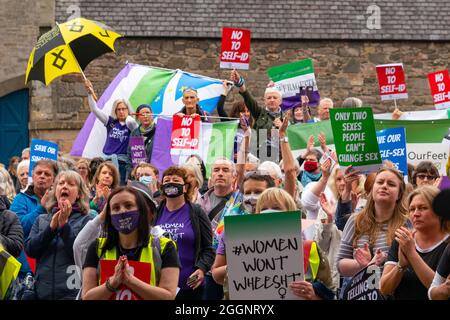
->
<box><xmin>133</xmin><ymin>113</ymin><xmax>241</xmax><ymax>120</ymax></box>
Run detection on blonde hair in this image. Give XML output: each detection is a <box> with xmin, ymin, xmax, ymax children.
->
<box><xmin>46</xmin><ymin>170</ymin><xmax>90</xmax><ymax>214</ymax></box>
<box><xmin>256</xmin><ymin>188</ymin><xmax>298</xmax><ymax>213</ymax></box>
<box><xmin>353</xmin><ymin>167</ymin><xmax>408</xmax><ymax>248</ymax></box>
<box><xmin>328</xmin><ymin>166</ymin><xmax>365</xmax><ymax>200</ymax></box>
<box><xmin>407</xmin><ymin>186</ymin><xmax>450</xmax><ymax>233</ymax></box>
<box><xmin>111</xmin><ymin>99</ymin><xmax>132</xmax><ymax>119</ymax></box>
<box><xmin>0</xmin><ymin>167</ymin><xmax>16</xmax><ymax>202</ymax></box>
<box><xmin>181</xmin><ymin>164</ymin><xmax>201</xmax><ymax>202</ymax></box>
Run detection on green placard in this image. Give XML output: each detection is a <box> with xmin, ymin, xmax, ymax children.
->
<box><xmin>330</xmin><ymin>107</ymin><xmax>382</xmax><ymax>173</ymax></box>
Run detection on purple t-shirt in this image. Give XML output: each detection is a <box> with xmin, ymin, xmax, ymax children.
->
<box><xmin>103</xmin><ymin>116</ymin><xmax>131</xmax><ymax>155</ymax></box>
<box><xmin>156</xmin><ymin>203</ymin><xmax>196</xmax><ymax>290</ymax></box>
<box><xmin>216</xmin><ymin>232</ymin><xmax>226</xmax><ymax>256</ymax></box>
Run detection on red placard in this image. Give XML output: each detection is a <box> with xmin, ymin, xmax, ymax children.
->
<box><xmin>376</xmin><ymin>63</ymin><xmax>408</xmax><ymax>101</ymax></box>
<box><xmin>220</xmin><ymin>27</ymin><xmax>251</xmax><ymax>70</ymax></box>
<box><xmin>428</xmin><ymin>70</ymin><xmax>450</xmax><ymax>110</ymax></box>
<box><xmin>100</xmin><ymin>260</ymin><xmax>152</xmax><ymax>300</ymax></box>
<box><xmin>171</xmin><ymin>115</ymin><xmax>200</xmax><ymax>151</ymax></box>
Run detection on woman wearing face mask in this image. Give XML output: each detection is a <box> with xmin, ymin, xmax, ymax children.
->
<box><xmin>125</xmin><ymin>104</ymin><xmax>157</xmax><ymax>181</ymax></box>
<box><xmin>82</xmin><ymin>187</ymin><xmax>180</xmax><ymax>300</ymax></box>
<box><xmin>298</xmin><ymin>147</ymin><xmax>323</xmax><ymax>188</ymax></box>
<box><xmin>154</xmin><ymin>166</ymin><xmax>214</xmax><ymax>300</ymax></box>
<box><xmin>84</xmin><ymin>79</ymin><xmax>138</xmax><ymax>185</ymax></box>
<box><xmin>132</xmin><ymin>163</ymin><xmax>160</xmax><ymax>202</ymax></box>
<box><xmin>24</xmin><ymin>170</ymin><xmax>93</xmax><ymax>299</ymax></box>
<box><xmin>212</xmin><ymin>188</ymin><xmax>335</xmax><ymax>300</ymax></box>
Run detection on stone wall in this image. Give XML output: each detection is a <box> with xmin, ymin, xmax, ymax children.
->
<box><xmin>17</xmin><ymin>37</ymin><xmax>450</xmax><ymax>155</ymax></box>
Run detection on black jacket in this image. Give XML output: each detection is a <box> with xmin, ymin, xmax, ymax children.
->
<box><xmin>156</xmin><ymin>201</ymin><xmax>214</xmax><ymax>273</ymax></box>
<box><xmin>24</xmin><ymin>209</ymin><xmax>92</xmax><ymax>300</ymax></box>
<box><xmin>0</xmin><ymin>196</ymin><xmax>24</xmax><ymax>258</ymax></box>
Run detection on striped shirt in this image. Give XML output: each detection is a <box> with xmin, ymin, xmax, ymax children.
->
<box><xmin>336</xmin><ymin>213</ymin><xmax>391</xmax><ymax>265</ymax></box>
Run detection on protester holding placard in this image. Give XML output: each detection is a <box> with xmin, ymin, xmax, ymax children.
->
<box><xmin>380</xmin><ymin>186</ymin><xmax>449</xmax><ymax>299</ymax></box>
<box><xmin>176</xmin><ymin>88</ymin><xmax>209</xmax><ymax>122</ymax></box>
<box><xmin>230</xmin><ymin>69</ymin><xmax>284</xmax><ymax>159</ymax></box>
<box><xmin>337</xmin><ymin>167</ymin><xmax>409</xmax><ymax>280</ymax></box>
<box><xmin>84</xmin><ymin>79</ymin><xmax>138</xmax><ymax>185</ymax></box>
<box><xmin>125</xmin><ymin>104</ymin><xmax>156</xmax><ymax>180</ymax></box>
<box><xmin>154</xmin><ymin>166</ymin><xmax>214</xmax><ymax>300</ymax></box>
<box><xmin>25</xmin><ymin>170</ymin><xmax>93</xmax><ymax>299</ymax></box>
<box><xmin>89</xmin><ymin>162</ymin><xmax>119</xmax><ymax>213</ymax></box>
<box><xmin>82</xmin><ymin>186</ymin><xmax>180</xmax><ymax>300</ymax></box>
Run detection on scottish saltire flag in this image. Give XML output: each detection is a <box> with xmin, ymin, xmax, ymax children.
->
<box><xmin>267</xmin><ymin>58</ymin><xmax>320</xmax><ymax>111</ymax></box>
<box><xmin>151</xmin><ymin>118</ymin><xmax>238</xmax><ymax>178</ymax></box>
<box><xmin>151</xmin><ymin>70</ymin><xmax>224</xmax><ymax>115</ymax></box>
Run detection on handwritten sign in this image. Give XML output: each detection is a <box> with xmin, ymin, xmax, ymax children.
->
<box><xmin>428</xmin><ymin>70</ymin><xmax>450</xmax><ymax>110</ymax></box>
<box><xmin>224</xmin><ymin>211</ymin><xmax>303</xmax><ymax>300</ymax></box>
<box><xmin>220</xmin><ymin>27</ymin><xmax>251</xmax><ymax>70</ymax></box>
<box><xmin>330</xmin><ymin>108</ymin><xmax>382</xmax><ymax>174</ymax></box>
<box><xmin>28</xmin><ymin>139</ymin><xmax>58</xmax><ymax>181</ymax></box>
<box><xmin>376</xmin><ymin>63</ymin><xmax>408</xmax><ymax>101</ymax></box>
<box><xmin>341</xmin><ymin>265</ymin><xmax>384</xmax><ymax>300</ymax></box>
<box><xmin>129</xmin><ymin>136</ymin><xmax>147</xmax><ymax>167</ymax></box>
<box><xmin>376</xmin><ymin>127</ymin><xmax>407</xmax><ymax>176</ymax></box>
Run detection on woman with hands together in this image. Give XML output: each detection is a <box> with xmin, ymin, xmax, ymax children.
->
<box><xmin>380</xmin><ymin>186</ymin><xmax>450</xmax><ymax>299</ymax></box>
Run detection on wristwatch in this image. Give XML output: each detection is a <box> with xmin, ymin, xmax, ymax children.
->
<box><xmin>280</xmin><ymin>136</ymin><xmax>289</xmax><ymax>143</ymax></box>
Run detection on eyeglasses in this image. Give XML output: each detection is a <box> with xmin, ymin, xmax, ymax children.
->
<box><xmin>416</xmin><ymin>174</ymin><xmax>437</xmax><ymax>181</ymax></box>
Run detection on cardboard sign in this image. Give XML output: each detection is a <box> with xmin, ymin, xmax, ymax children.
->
<box><xmin>224</xmin><ymin>211</ymin><xmax>303</xmax><ymax>300</ymax></box>
<box><xmin>220</xmin><ymin>27</ymin><xmax>251</xmax><ymax>70</ymax></box>
<box><xmin>428</xmin><ymin>70</ymin><xmax>450</xmax><ymax>110</ymax></box>
<box><xmin>341</xmin><ymin>265</ymin><xmax>385</xmax><ymax>300</ymax></box>
<box><xmin>129</xmin><ymin>136</ymin><xmax>147</xmax><ymax>167</ymax></box>
<box><xmin>28</xmin><ymin>139</ymin><xmax>58</xmax><ymax>182</ymax></box>
<box><xmin>100</xmin><ymin>259</ymin><xmax>152</xmax><ymax>300</ymax></box>
<box><xmin>330</xmin><ymin>108</ymin><xmax>382</xmax><ymax>174</ymax></box>
<box><xmin>170</xmin><ymin>115</ymin><xmax>200</xmax><ymax>152</ymax></box>
<box><xmin>267</xmin><ymin>58</ymin><xmax>320</xmax><ymax>110</ymax></box>
<box><xmin>376</xmin><ymin>63</ymin><xmax>408</xmax><ymax>101</ymax></box>
<box><xmin>376</xmin><ymin>127</ymin><xmax>408</xmax><ymax>176</ymax></box>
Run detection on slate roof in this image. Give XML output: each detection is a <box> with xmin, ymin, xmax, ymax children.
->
<box><xmin>55</xmin><ymin>0</ymin><xmax>450</xmax><ymax>41</ymax></box>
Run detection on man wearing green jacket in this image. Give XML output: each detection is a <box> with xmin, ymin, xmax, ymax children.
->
<box><xmin>230</xmin><ymin>69</ymin><xmax>284</xmax><ymax>161</ymax></box>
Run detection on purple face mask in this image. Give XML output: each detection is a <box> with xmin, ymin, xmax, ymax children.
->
<box><xmin>110</xmin><ymin>210</ymin><xmax>140</xmax><ymax>234</ymax></box>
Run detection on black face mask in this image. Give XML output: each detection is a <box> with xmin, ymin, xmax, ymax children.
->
<box><xmin>162</xmin><ymin>183</ymin><xmax>184</xmax><ymax>198</ymax></box>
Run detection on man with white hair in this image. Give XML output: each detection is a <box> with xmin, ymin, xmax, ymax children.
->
<box><xmin>230</xmin><ymin>70</ymin><xmax>284</xmax><ymax>160</ymax></box>
<box><xmin>258</xmin><ymin>161</ymin><xmax>283</xmax><ymax>187</ymax></box>
<box><xmin>316</xmin><ymin>97</ymin><xmax>334</xmax><ymax>121</ymax></box>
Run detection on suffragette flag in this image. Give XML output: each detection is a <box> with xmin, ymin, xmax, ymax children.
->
<box><xmin>267</xmin><ymin>58</ymin><xmax>320</xmax><ymax>111</ymax></box>
<box><xmin>151</xmin><ymin>118</ymin><xmax>238</xmax><ymax>178</ymax></box>
<box><xmin>71</xmin><ymin>64</ymin><xmax>225</xmax><ymax>158</ymax></box>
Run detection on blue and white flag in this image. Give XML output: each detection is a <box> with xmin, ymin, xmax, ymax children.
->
<box><xmin>151</xmin><ymin>70</ymin><xmax>224</xmax><ymax>115</ymax></box>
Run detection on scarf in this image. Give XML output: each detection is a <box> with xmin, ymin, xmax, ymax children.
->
<box><xmin>51</xmin><ymin>202</ymin><xmax>83</xmax><ymax>215</ymax></box>
<box><xmin>139</xmin><ymin>123</ymin><xmax>155</xmax><ymax>146</ymax></box>
<box><xmin>301</xmin><ymin>170</ymin><xmax>322</xmax><ymax>187</ymax></box>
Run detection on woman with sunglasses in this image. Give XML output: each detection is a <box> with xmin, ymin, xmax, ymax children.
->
<box><xmin>412</xmin><ymin>161</ymin><xmax>440</xmax><ymax>188</ymax></box>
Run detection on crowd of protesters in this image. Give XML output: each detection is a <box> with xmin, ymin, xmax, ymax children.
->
<box><xmin>0</xmin><ymin>70</ymin><xmax>449</xmax><ymax>301</ymax></box>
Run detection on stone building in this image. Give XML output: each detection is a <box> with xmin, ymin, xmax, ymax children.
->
<box><xmin>1</xmin><ymin>0</ymin><xmax>450</xmax><ymax>164</ymax></box>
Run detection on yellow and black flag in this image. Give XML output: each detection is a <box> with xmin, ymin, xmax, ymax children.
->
<box><xmin>25</xmin><ymin>18</ymin><xmax>122</xmax><ymax>86</ymax></box>
<box><xmin>0</xmin><ymin>245</ymin><xmax>21</xmax><ymax>300</ymax></box>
